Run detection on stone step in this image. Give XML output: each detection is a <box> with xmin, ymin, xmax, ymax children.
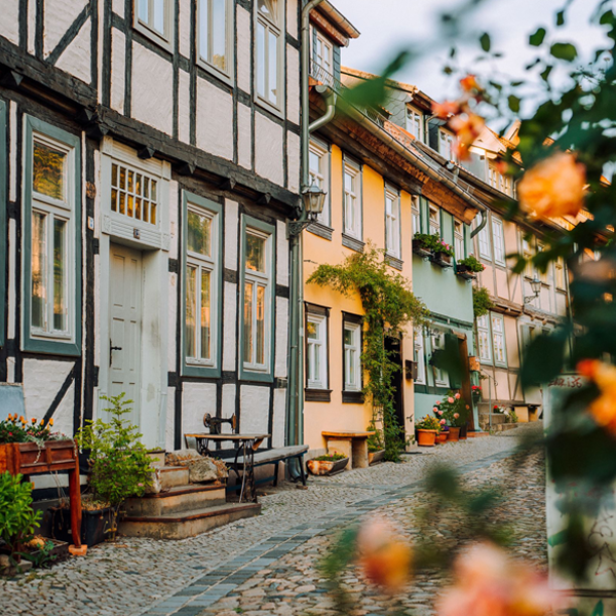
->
<box><xmin>159</xmin><ymin>466</ymin><xmax>190</xmax><ymax>490</ymax></box>
<box><xmin>124</xmin><ymin>483</ymin><xmax>227</xmax><ymax>517</ymax></box>
<box><xmin>119</xmin><ymin>502</ymin><xmax>261</xmax><ymax>540</ymax></box>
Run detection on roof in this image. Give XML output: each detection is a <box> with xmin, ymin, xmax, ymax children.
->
<box><xmin>314</xmin><ymin>2</ymin><xmax>360</xmax><ymax>40</ymax></box>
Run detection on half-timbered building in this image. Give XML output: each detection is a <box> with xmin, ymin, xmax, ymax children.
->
<box><xmin>0</xmin><ymin>0</ymin><xmax>303</xmax><ymax>490</ymax></box>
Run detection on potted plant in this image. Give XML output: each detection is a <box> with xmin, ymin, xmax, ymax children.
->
<box><xmin>430</xmin><ymin>239</ymin><xmax>455</xmax><ymax>267</ymax></box>
<box><xmin>415</xmin><ymin>415</ymin><xmax>442</xmax><ymax>447</ymax></box>
<box><xmin>307</xmin><ymin>452</ymin><xmax>349</xmax><ymax>475</ymax></box>
<box><xmin>456</xmin><ymin>255</ymin><xmax>485</xmax><ymax>279</ymax></box>
<box><xmin>412</xmin><ymin>233</ymin><xmax>435</xmax><ymax>258</ymax></box>
<box><xmin>366</xmin><ymin>421</ymin><xmax>386</xmax><ymax>465</ymax></box>
<box><xmin>75</xmin><ymin>393</ymin><xmax>153</xmax><ymax>543</ymax></box>
<box><xmin>471</xmin><ymin>385</ymin><xmax>482</xmax><ymax>401</ymax></box>
<box><xmin>434</xmin><ymin>391</ymin><xmax>469</xmax><ymax>442</ymax></box>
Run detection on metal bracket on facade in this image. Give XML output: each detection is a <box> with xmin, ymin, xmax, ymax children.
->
<box><xmin>287</xmin><ymin>219</ymin><xmax>313</xmax><ymax>238</ymax></box>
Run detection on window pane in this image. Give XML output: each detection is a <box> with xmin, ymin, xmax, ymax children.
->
<box><xmin>257</xmin><ymin>23</ymin><xmax>266</xmax><ymax>98</ymax></box>
<box><xmin>200</xmin><ymin>269</ymin><xmax>211</xmax><ymax>359</ymax></box>
<box><xmin>246</xmin><ymin>233</ymin><xmax>266</xmax><ymax>272</ymax></box>
<box><xmin>268</xmin><ymin>30</ymin><xmax>278</xmax><ymax>104</ymax></box>
<box><xmin>212</xmin><ymin>0</ymin><xmax>227</xmax><ymax>71</ymax></box>
<box><xmin>53</xmin><ymin>219</ymin><xmax>66</xmax><ymax>331</ymax></box>
<box><xmin>31</xmin><ymin>212</ymin><xmax>47</xmax><ymax>330</ymax></box>
<box><xmin>256</xmin><ymin>285</ymin><xmax>265</xmax><ymax>365</ymax></box>
<box><xmin>199</xmin><ymin>0</ymin><xmax>209</xmax><ymax>61</ymax></box>
<box><xmin>138</xmin><ymin>0</ymin><xmax>148</xmax><ymax>21</ymax></box>
<box><xmin>307</xmin><ymin>321</ymin><xmax>317</xmax><ymax>340</ymax></box>
<box><xmin>153</xmin><ymin>0</ymin><xmax>165</xmax><ymax>34</ymax></box>
<box><xmin>344</xmin><ymin>327</ymin><xmax>353</xmax><ymax>347</ymax></box>
<box><xmin>348</xmin><ymin>349</ymin><xmax>355</xmax><ymax>384</ymax></box>
<box><xmin>33</xmin><ymin>141</ymin><xmax>65</xmax><ymax>200</ymax></box>
<box><xmin>243</xmin><ymin>282</ymin><xmax>253</xmax><ymax>363</ymax></box>
<box><xmin>187</xmin><ymin>211</ymin><xmax>212</xmax><ymax>256</ymax></box>
<box><xmin>309</xmin><ymin>150</ymin><xmax>320</xmax><ymax>177</ymax></box>
<box><xmin>186</xmin><ymin>266</ymin><xmax>197</xmax><ymax>358</ymax></box>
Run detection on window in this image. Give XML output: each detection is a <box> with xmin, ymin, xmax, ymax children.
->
<box><xmin>198</xmin><ymin>0</ymin><xmax>232</xmax><ymax>78</ymax></box>
<box><xmin>454</xmin><ymin>220</ymin><xmax>465</xmax><ymax>260</ymax></box>
<box><xmin>406</xmin><ymin>107</ymin><xmax>423</xmax><ymax>142</ymax></box>
<box><xmin>309</xmin><ymin>141</ymin><xmax>330</xmax><ymax>227</ymax></box>
<box><xmin>343</xmin><ymin>321</ymin><xmax>361</xmax><ymax>392</ymax></box>
<box><xmin>411</xmin><ymin>196</ymin><xmax>421</xmax><ymax>234</ymax></box>
<box><xmin>385</xmin><ymin>189</ymin><xmax>401</xmax><ymax>258</ymax></box>
<box><xmin>488</xmin><ymin>165</ymin><xmax>498</xmax><ymax>188</ymax></box>
<box><xmin>135</xmin><ymin>0</ymin><xmax>172</xmax><ymax>46</ymax></box>
<box><xmin>499</xmin><ymin>173</ymin><xmax>511</xmax><ymax>196</ymax></box>
<box><xmin>306</xmin><ymin>314</ymin><xmax>328</xmax><ymax>390</ymax></box>
<box><xmin>439</xmin><ymin>130</ymin><xmax>456</xmax><ymax>161</ymax></box>
<box><xmin>555</xmin><ymin>257</ymin><xmax>566</xmax><ymax>289</ymax></box>
<box><xmin>414</xmin><ymin>329</ymin><xmax>426</xmax><ymax>385</ymax></box>
<box><xmin>183</xmin><ymin>193</ymin><xmax>222</xmax><ymax>377</ymax></box>
<box><xmin>240</xmin><ymin>219</ymin><xmax>275</xmax><ymax>380</ymax></box>
<box><xmin>343</xmin><ymin>160</ymin><xmax>361</xmax><ymax>239</ymax></box>
<box><xmin>431</xmin><ymin>331</ymin><xmax>449</xmax><ymax>387</ymax></box>
<box><xmin>111</xmin><ymin>161</ymin><xmax>159</xmax><ymax>226</ymax></box>
<box><xmin>23</xmin><ymin>116</ymin><xmax>81</xmax><ymax>355</ymax></box>
<box><xmin>312</xmin><ymin>29</ymin><xmax>334</xmax><ymax>85</ymax></box>
<box><xmin>522</xmin><ymin>235</ymin><xmax>534</xmax><ymax>278</ymax></box>
<box><xmin>477</xmin><ymin>218</ymin><xmax>491</xmax><ymax>260</ymax></box>
<box><xmin>256</xmin><ymin>0</ymin><xmax>282</xmax><ymax>111</ymax></box>
<box><xmin>428</xmin><ymin>204</ymin><xmax>440</xmax><ymax>235</ymax></box>
<box><xmin>492</xmin><ymin>217</ymin><xmax>505</xmax><ymax>266</ymax></box>
<box><xmin>537</xmin><ymin>242</ymin><xmax>549</xmax><ymax>283</ymax></box>
<box><xmin>491</xmin><ymin>314</ymin><xmax>507</xmax><ymax>366</ymax></box>
<box><xmin>477</xmin><ymin>315</ymin><xmax>492</xmax><ymax>363</ymax></box>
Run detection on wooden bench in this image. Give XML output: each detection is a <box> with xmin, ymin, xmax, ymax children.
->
<box><xmin>322</xmin><ymin>431</ymin><xmax>375</xmax><ymax>469</ymax></box>
<box><xmin>233</xmin><ymin>445</ymin><xmax>309</xmax><ymax>487</ymax></box>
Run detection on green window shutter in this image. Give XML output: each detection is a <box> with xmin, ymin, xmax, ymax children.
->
<box><xmin>333</xmin><ymin>45</ymin><xmax>341</xmax><ymax>83</ymax></box>
<box><xmin>0</xmin><ymin>100</ymin><xmax>6</xmax><ymax>348</ymax></box>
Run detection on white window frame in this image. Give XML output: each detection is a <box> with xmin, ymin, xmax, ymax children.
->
<box><xmin>439</xmin><ymin>129</ymin><xmax>456</xmax><ymax>161</ymax></box>
<box><xmin>492</xmin><ymin>216</ymin><xmax>506</xmax><ymax>266</ymax></box>
<box><xmin>454</xmin><ymin>219</ymin><xmax>465</xmax><ymax>261</ymax></box>
<box><xmin>477</xmin><ymin>217</ymin><xmax>492</xmax><ymax>260</ymax></box>
<box><xmin>29</xmin><ymin>132</ymin><xmax>76</xmax><ymax>343</ymax></box>
<box><xmin>197</xmin><ymin>0</ymin><xmax>234</xmax><ymax>81</ymax></box>
<box><xmin>414</xmin><ymin>328</ymin><xmax>426</xmax><ymax>385</ymax></box>
<box><xmin>428</xmin><ymin>204</ymin><xmax>440</xmax><ymax>236</ymax></box>
<box><xmin>255</xmin><ymin>0</ymin><xmax>284</xmax><ymax>113</ymax></box>
<box><xmin>431</xmin><ymin>330</ymin><xmax>449</xmax><ymax>387</ymax></box>
<box><xmin>134</xmin><ymin>0</ymin><xmax>174</xmax><ymax>50</ymax></box>
<box><xmin>185</xmin><ymin>202</ymin><xmax>219</xmax><ymax>368</ymax></box>
<box><xmin>309</xmin><ymin>140</ymin><xmax>330</xmax><ymax>227</ymax></box>
<box><xmin>312</xmin><ymin>28</ymin><xmax>334</xmax><ymax>85</ymax></box>
<box><xmin>306</xmin><ymin>313</ymin><xmax>328</xmax><ymax>390</ymax></box>
<box><xmin>411</xmin><ymin>196</ymin><xmax>421</xmax><ymax>234</ymax></box>
<box><xmin>385</xmin><ymin>188</ymin><xmax>401</xmax><ymax>259</ymax></box>
<box><xmin>343</xmin><ymin>159</ymin><xmax>361</xmax><ymax>239</ymax></box>
<box><xmin>477</xmin><ymin>315</ymin><xmax>492</xmax><ymax>364</ymax></box>
<box><xmin>499</xmin><ymin>173</ymin><xmax>511</xmax><ymax>196</ymax></box>
<box><xmin>406</xmin><ymin>106</ymin><xmax>423</xmax><ymax>142</ymax></box>
<box><xmin>488</xmin><ymin>165</ymin><xmax>498</xmax><ymax>189</ymax></box>
<box><xmin>491</xmin><ymin>313</ymin><xmax>507</xmax><ymax>367</ymax></box>
<box><xmin>343</xmin><ymin>321</ymin><xmax>361</xmax><ymax>392</ymax></box>
<box><xmin>242</xmin><ymin>226</ymin><xmax>273</xmax><ymax>374</ymax></box>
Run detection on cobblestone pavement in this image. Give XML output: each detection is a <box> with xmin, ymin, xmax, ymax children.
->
<box><xmin>0</xmin><ymin>424</ymin><xmax>544</xmax><ymax>616</ymax></box>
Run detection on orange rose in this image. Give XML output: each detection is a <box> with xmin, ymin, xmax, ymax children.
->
<box><xmin>357</xmin><ymin>517</ymin><xmax>413</xmax><ymax>592</ymax></box>
<box><xmin>518</xmin><ymin>152</ymin><xmax>586</xmax><ymax>220</ymax></box>
<box><xmin>432</xmin><ymin>100</ymin><xmax>461</xmax><ymax>120</ymax></box>
<box><xmin>449</xmin><ymin>113</ymin><xmax>485</xmax><ymax>160</ymax></box>
<box><xmin>460</xmin><ymin>74</ymin><xmax>481</xmax><ymax>93</ymax></box>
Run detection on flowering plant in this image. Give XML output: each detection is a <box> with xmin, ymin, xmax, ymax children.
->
<box><xmin>457</xmin><ymin>255</ymin><xmax>485</xmax><ymax>273</ymax></box>
<box><xmin>0</xmin><ymin>415</ymin><xmax>65</xmax><ymax>444</ymax></box>
<box><xmin>435</xmin><ymin>391</ymin><xmax>468</xmax><ymax>428</ymax></box>
<box><xmin>416</xmin><ymin>415</ymin><xmax>442</xmax><ymax>432</ymax></box>
<box><xmin>471</xmin><ymin>385</ymin><xmax>482</xmax><ymax>398</ymax></box>
<box><xmin>413</xmin><ymin>233</ymin><xmax>455</xmax><ymax>257</ymax></box>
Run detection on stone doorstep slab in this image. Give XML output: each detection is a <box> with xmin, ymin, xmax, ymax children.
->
<box><xmin>124</xmin><ymin>484</ymin><xmax>227</xmax><ymax>517</ymax></box>
<box><xmin>119</xmin><ymin>502</ymin><xmax>261</xmax><ymax>540</ymax></box>
<box><xmin>159</xmin><ymin>466</ymin><xmax>191</xmax><ymax>490</ymax></box>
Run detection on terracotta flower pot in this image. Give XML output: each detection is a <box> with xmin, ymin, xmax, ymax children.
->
<box><xmin>436</xmin><ymin>432</ymin><xmax>448</xmax><ymax>444</ymax></box>
<box><xmin>307</xmin><ymin>457</ymin><xmax>349</xmax><ymax>475</ymax></box>
<box><xmin>447</xmin><ymin>427</ymin><xmax>461</xmax><ymax>442</ymax></box>
<box><xmin>416</xmin><ymin>429</ymin><xmax>437</xmax><ymax>447</ymax></box>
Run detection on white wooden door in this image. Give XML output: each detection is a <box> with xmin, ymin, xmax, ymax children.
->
<box><xmin>109</xmin><ymin>244</ymin><xmax>142</xmax><ymax>428</ymax></box>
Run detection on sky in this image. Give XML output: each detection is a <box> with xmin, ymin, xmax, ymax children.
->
<box><xmin>333</xmin><ymin>0</ymin><xmax>610</xmax><ymax>108</ymax></box>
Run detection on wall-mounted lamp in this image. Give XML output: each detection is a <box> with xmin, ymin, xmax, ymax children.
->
<box><xmin>288</xmin><ymin>180</ymin><xmax>327</xmax><ymax>236</ymax></box>
<box><xmin>524</xmin><ymin>274</ymin><xmax>542</xmax><ymax>304</ymax></box>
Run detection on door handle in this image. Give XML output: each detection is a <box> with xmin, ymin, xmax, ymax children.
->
<box><xmin>110</xmin><ymin>341</ymin><xmax>123</xmax><ymax>366</ymax></box>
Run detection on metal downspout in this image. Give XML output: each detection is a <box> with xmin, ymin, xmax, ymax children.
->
<box><xmin>470</xmin><ymin>209</ymin><xmax>488</xmax><ymax>238</ymax></box>
<box><xmin>287</xmin><ymin>0</ymin><xmax>325</xmax><ymax>450</ymax></box>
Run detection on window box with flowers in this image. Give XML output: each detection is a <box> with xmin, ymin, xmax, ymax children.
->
<box><xmin>412</xmin><ymin>233</ymin><xmax>434</xmax><ymax>259</ymax></box>
<box><xmin>456</xmin><ymin>255</ymin><xmax>485</xmax><ymax>280</ymax></box>
<box><xmin>413</xmin><ymin>232</ymin><xmax>454</xmax><ymax>267</ymax></box>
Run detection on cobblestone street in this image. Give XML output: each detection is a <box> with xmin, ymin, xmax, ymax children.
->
<box><xmin>0</xmin><ymin>424</ymin><xmax>546</xmax><ymax>616</ymax></box>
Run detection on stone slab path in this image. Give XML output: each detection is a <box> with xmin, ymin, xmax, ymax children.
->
<box><xmin>0</xmin><ymin>424</ymin><xmax>544</xmax><ymax>616</ymax></box>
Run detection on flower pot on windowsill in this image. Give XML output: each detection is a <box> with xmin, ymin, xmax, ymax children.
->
<box><xmin>430</xmin><ymin>252</ymin><xmax>453</xmax><ymax>268</ymax></box>
<box><xmin>412</xmin><ymin>240</ymin><xmax>432</xmax><ymax>259</ymax></box>
<box><xmin>455</xmin><ymin>264</ymin><xmax>477</xmax><ymax>280</ymax></box>
<box><xmin>447</xmin><ymin>427</ymin><xmax>461</xmax><ymax>442</ymax></box>
<box><xmin>416</xmin><ymin>429</ymin><xmax>437</xmax><ymax>447</ymax></box>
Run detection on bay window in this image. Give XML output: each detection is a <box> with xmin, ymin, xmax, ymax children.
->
<box><xmin>256</xmin><ymin>0</ymin><xmax>282</xmax><ymax>111</ymax></box>
<box><xmin>23</xmin><ymin>116</ymin><xmax>81</xmax><ymax>354</ymax></box>
<box><xmin>198</xmin><ymin>0</ymin><xmax>232</xmax><ymax>78</ymax></box>
<box><xmin>183</xmin><ymin>193</ymin><xmax>221</xmax><ymax>376</ymax></box>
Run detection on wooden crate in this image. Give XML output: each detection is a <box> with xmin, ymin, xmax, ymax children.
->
<box><xmin>0</xmin><ymin>440</ymin><xmax>77</xmax><ymax>476</ymax></box>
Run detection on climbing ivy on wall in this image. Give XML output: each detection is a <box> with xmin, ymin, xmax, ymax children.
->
<box><xmin>308</xmin><ymin>246</ymin><xmax>427</xmax><ymax>461</ymax></box>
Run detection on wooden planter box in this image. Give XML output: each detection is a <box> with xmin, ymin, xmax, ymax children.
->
<box><xmin>307</xmin><ymin>457</ymin><xmax>349</xmax><ymax>475</ymax></box>
<box><xmin>368</xmin><ymin>450</ymin><xmax>385</xmax><ymax>465</ymax></box>
<box><xmin>430</xmin><ymin>252</ymin><xmax>453</xmax><ymax>268</ymax></box>
<box><xmin>455</xmin><ymin>264</ymin><xmax>477</xmax><ymax>280</ymax></box>
<box><xmin>412</xmin><ymin>240</ymin><xmax>432</xmax><ymax>259</ymax></box>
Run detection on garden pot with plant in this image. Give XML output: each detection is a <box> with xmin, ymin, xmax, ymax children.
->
<box><xmin>415</xmin><ymin>415</ymin><xmax>442</xmax><ymax>447</ymax></box>
<box><xmin>366</xmin><ymin>422</ymin><xmax>385</xmax><ymax>466</ymax></box>
<box><xmin>434</xmin><ymin>391</ymin><xmax>469</xmax><ymax>443</ymax></box>
<box><xmin>75</xmin><ymin>393</ymin><xmax>154</xmax><ymax>543</ymax></box>
<box><xmin>50</xmin><ymin>495</ymin><xmax>115</xmax><ymax>548</ymax></box>
<box><xmin>456</xmin><ymin>255</ymin><xmax>485</xmax><ymax>280</ymax></box>
<box><xmin>412</xmin><ymin>233</ymin><xmax>435</xmax><ymax>258</ymax></box>
<box><xmin>307</xmin><ymin>452</ymin><xmax>349</xmax><ymax>475</ymax></box>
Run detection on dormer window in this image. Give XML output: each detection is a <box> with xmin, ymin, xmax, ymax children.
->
<box><xmin>439</xmin><ymin>129</ymin><xmax>456</xmax><ymax>161</ymax></box>
<box><xmin>256</xmin><ymin>0</ymin><xmax>283</xmax><ymax>112</ymax></box>
<box><xmin>406</xmin><ymin>107</ymin><xmax>423</xmax><ymax>142</ymax></box>
<box><xmin>312</xmin><ymin>29</ymin><xmax>334</xmax><ymax>85</ymax></box>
